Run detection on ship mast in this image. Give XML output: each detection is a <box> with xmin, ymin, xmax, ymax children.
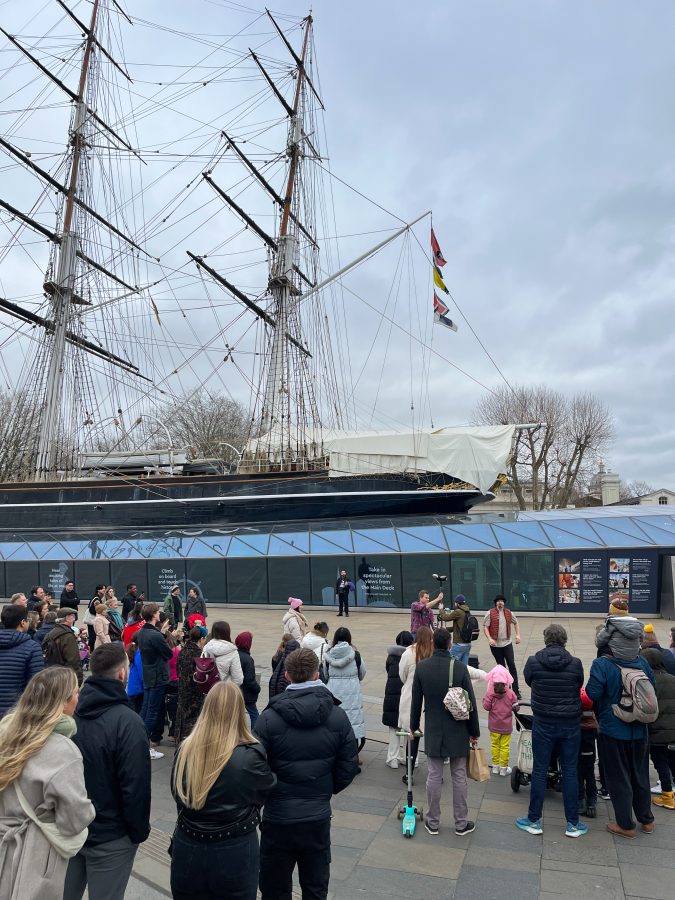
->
<box><xmin>260</xmin><ymin>15</ymin><xmax>314</xmax><ymax>444</ymax></box>
<box><xmin>33</xmin><ymin>0</ymin><xmax>101</xmax><ymax>479</ymax></box>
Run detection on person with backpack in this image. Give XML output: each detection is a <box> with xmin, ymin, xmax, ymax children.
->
<box><xmin>586</xmin><ymin>616</ymin><xmax>656</xmax><ymax>838</ymax></box>
<box><xmin>42</xmin><ymin>608</ymin><xmax>83</xmax><ymax>686</ymax></box>
<box><xmin>437</xmin><ymin>595</ymin><xmax>478</xmax><ymax>665</ymax></box>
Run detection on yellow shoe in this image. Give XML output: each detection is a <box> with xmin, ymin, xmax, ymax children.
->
<box><xmin>653</xmin><ymin>791</ymin><xmax>675</xmax><ymax>809</ymax></box>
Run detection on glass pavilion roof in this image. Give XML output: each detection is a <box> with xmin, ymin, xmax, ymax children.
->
<box><xmin>0</xmin><ymin>506</ymin><xmax>674</xmax><ymax>560</ymax></box>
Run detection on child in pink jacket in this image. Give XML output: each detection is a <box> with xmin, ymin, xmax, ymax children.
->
<box><xmin>483</xmin><ymin>664</ymin><xmax>519</xmax><ymax>775</ymax></box>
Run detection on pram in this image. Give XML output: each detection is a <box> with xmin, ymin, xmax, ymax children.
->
<box><xmin>510</xmin><ymin>702</ymin><xmax>562</xmax><ymax>794</ymax></box>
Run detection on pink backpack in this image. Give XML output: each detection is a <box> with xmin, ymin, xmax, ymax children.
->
<box><xmin>193</xmin><ymin>657</ymin><xmax>219</xmax><ymax>695</ymax></box>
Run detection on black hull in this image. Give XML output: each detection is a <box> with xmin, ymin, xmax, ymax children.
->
<box><xmin>0</xmin><ymin>471</ymin><xmax>489</xmax><ymax>531</ymax></box>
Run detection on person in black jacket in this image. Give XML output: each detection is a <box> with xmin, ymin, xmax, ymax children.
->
<box><xmin>268</xmin><ymin>638</ymin><xmax>300</xmax><ymax>698</ymax></box>
<box><xmin>171</xmin><ymin>680</ymin><xmax>276</xmax><ymax>900</ymax></box>
<box><xmin>120</xmin><ymin>584</ymin><xmax>138</xmax><ymax>621</ymax></box>
<box><xmin>27</xmin><ymin>585</ymin><xmax>46</xmax><ymax>611</ymax></box>
<box><xmin>517</xmin><ymin>624</ymin><xmax>586</xmax><ymax>838</ymax></box>
<box><xmin>63</xmin><ymin>643</ymin><xmax>151</xmax><ymax>900</ymax></box>
<box><xmin>133</xmin><ymin>603</ymin><xmax>173</xmax><ymax>759</ymax></box>
<box><xmin>382</xmin><ymin>630</ymin><xmax>413</xmax><ymax>769</ymax></box>
<box><xmin>236</xmin><ymin>631</ymin><xmax>261</xmax><ymax>728</ymax></box>
<box><xmin>410</xmin><ymin>628</ymin><xmax>479</xmax><ymax>836</ymax></box>
<box><xmin>0</xmin><ymin>604</ymin><xmax>44</xmax><ymax>717</ymax></box>
<box><xmin>255</xmin><ymin>647</ymin><xmax>359</xmax><ymax>900</ymax></box>
<box><xmin>59</xmin><ymin>580</ymin><xmax>80</xmax><ymax>609</ymax></box>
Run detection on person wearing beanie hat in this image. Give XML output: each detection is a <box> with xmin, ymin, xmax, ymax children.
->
<box><xmin>586</xmin><ymin>624</ymin><xmax>656</xmax><ymax>837</ymax></box>
<box><xmin>641</xmin><ymin>625</ymin><xmax>675</xmax><ymax>677</ymax></box>
<box><xmin>578</xmin><ymin>688</ymin><xmax>599</xmax><ymax>818</ymax></box>
<box><xmin>235</xmin><ymin>631</ymin><xmax>261</xmax><ymax>728</ymax></box>
<box><xmin>608</xmin><ymin>598</ymin><xmax>630</xmax><ymax>617</ymax></box>
<box><xmin>282</xmin><ymin>597</ymin><xmax>308</xmax><ymax>643</ymax></box>
<box><xmin>437</xmin><ymin>594</ymin><xmax>473</xmax><ymax>665</ymax></box>
<box><xmin>639</xmin><ymin>647</ymin><xmax>675</xmax><ymax>810</ymax></box>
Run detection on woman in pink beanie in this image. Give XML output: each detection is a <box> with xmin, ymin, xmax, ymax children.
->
<box><xmin>282</xmin><ymin>597</ymin><xmax>308</xmax><ymax>642</ymax></box>
<box><xmin>483</xmin><ymin>664</ymin><xmax>520</xmax><ymax>776</ymax></box>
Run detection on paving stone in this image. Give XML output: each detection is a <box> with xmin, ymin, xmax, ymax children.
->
<box><xmin>332</xmin><ymin>795</ymin><xmax>398</xmax><ymax>816</ymax></box>
<box><xmin>464</xmin><ymin>846</ymin><xmax>541</xmax><ymax>873</ymax></box>
<box><xmin>453</xmin><ymin>864</ymin><xmax>540</xmax><ymax>900</ymax></box>
<box><xmin>620</xmin><ymin>863</ymin><xmax>675</xmax><ymax>900</ymax></box>
<box><xmin>334</xmin><ymin>866</ymin><xmax>455</xmax><ymax>899</ymax></box>
<box><xmin>359</xmin><ymin>829</ymin><xmax>465</xmax><ymax>877</ymax></box>
<box><xmin>542</xmin><ymin>839</ymin><xmax>618</xmax><ymax>867</ymax></box>
<box><xmin>330</xmin><ymin>845</ymin><xmax>363</xmax><ymax>881</ymax></box>
<box><xmin>331</xmin><ymin>809</ymin><xmax>387</xmax><ymax>832</ymax></box>
<box><xmin>468</xmin><ymin>818</ymin><xmax>542</xmax><ymax>853</ymax></box>
<box><xmin>616</xmin><ymin>844</ymin><xmax>675</xmax><ymax>869</ymax></box>
<box><xmin>330</xmin><ymin>826</ymin><xmax>376</xmax><ymax>850</ymax></box>
<box><xmin>540</xmin><ymin>868</ymin><xmax>625</xmax><ymax>899</ymax></box>
<box><xmin>542</xmin><ymin>858</ymin><xmax>621</xmax><ymax>878</ymax></box>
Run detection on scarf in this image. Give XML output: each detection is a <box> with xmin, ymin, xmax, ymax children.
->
<box><xmin>53</xmin><ymin>714</ymin><xmax>77</xmax><ymax>739</ymax></box>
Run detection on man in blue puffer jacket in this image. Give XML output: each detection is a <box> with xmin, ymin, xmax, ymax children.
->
<box><xmin>0</xmin><ymin>603</ymin><xmax>44</xmax><ymax>717</ymax></box>
<box><xmin>586</xmin><ymin>615</ymin><xmax>655</xmax><ymax>838</ymax></box>
<box><xmin>516</xmin><ymin>623</ymin><xmax>586</xmax><ymax>839</ymax></box>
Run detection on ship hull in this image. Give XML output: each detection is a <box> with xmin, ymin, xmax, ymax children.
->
<box><xmin>0</xmin><ymin>471</ymin><xmax>489</xmax><ymax>530</ymax></box>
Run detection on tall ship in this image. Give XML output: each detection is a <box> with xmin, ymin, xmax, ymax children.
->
<box><xmin>0</xmin><ymin>2</ymin><xmax>517</xmax><ymax>532</ymax></box>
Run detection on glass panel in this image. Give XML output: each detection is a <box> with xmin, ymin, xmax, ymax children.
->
<box><xmin>351</xmin><ymin>528</ymin><xmax>399</xmax><ymax>554</ymax></box>
<box><xmin>191</xmin><ymin>536</ymin><xmax>230</xmax><ymax>558</ymax></box>
<box><xmin>502</xmin><ymin>551</ymin><xmax>554</xmax><ymax>612</ymax></box>
<box><xmin>39</xmin><ymin>561</ymin><xmax>74</xmax><ymax>599</ymax></box>
<box><xmin>147</xmin><ymin>560</ymin><xmax>187</xmax><ymax>605</ymax></box>
<box><xmin>186</xmin><ymin>559</ymin><xmax>226</xmax><ymax>605</ymax></box>
<box><xmin>443</xmin><ymin>525</ymin><xmax>499</xmax><ymax>551</ymax></box>
<box><xmin>227</xmin><ymin>535</ymin><xmax>269</xmax><ymax>557</ymax></box>
<box><xmin>635</xmin><ymin>522</ymin><xmax>675</xmax><ymax>547</ymax></box>
<box><xmin>492</xmin><ymin>522</ymin><xmax>551</xmax><ymax>550</ymax></box>
<box><xmin>227</xmin><ymin>558</ymin><xmax>268</xmax><ymax>604</ymax></box>
<box><xmin>109</xmin><ymin>561</ymin><xmax>148</xmax><ymax>600</ymax></box>
<box><xmin>535</xmin><ymin>517</ymin><xmax>604</xmax><ymax>546</ymax></box>
<box><xmin>0</xmin><ymin>541</ymin><xmax>37</xmax><ymax>561</ymax></box>
<box><xmin>540</xmin><ymin>523</ymin><xmax>598</xmax><ymax>550</ymax></box>
<box><xmin>268</xmin><ymin>531</ymin><xmax>310</xmax><ymax>556</ymax></box>
<box><xmin>353</xmin><ymin>553</ymin><xmax>402</xmax><ymax>608</ymax></box>
<box><xmin>56</xmin><ymin>540</ymin><xmax>99</xmax><ymax>560</ymax></box>
<box><xmin>0</xmin><ymin>564</ymin><xmax>6</xmax><ymax>600</ymax></box>
<box><xmin>636</xmin><ymin>515</ymin><xmax>675</xmax><ymax>535</ymax></box>
<box><xmin>589</xmin><ymin>516</ymin><xmax>655</xmax><ymax>543</ymax></box>
<box><xmin>309</xmin><ymin>555</ymin><xmax>356</xmax><ymax>609</ymax></box>
<box><xmin>451</xmin><ymin>553</ymin><xmax>502</xmax><ymax>610</ymax></box>
<box><xmin>401</xmin><ymin>553</ymin><xmax>449</xmax><ymax>609</ymax></box>
<box><xmin>395</xmin><ymin>526</ymin><xmax>448</xmax><ymax>552</ymax></box>
<box><xmin>309</xmin><ymin>530</ymin><xmax>354</xmax><ymax>555</ymax></box>
<box><xmin>590</xmin><ymin>523</ymin><xmax>650</xmax><ymax>548</ymax></box>
<box><xmin>268</xmin><ymin>557</ymin><xmax>311</xmax><ymax>605</ymax></box>
<box><xmin>5</xmin><ymin>561</ymin><xmax>39</xmax><ymax>597</ymax></box>
<box><xmin>73</xmin><ymin>561</ymin><xmax>111</xmax><ymax>603</ymax></box>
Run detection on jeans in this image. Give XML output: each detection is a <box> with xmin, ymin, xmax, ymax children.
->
<box><xmin>451</xmin><ymin>643</ymin><xmax>470</xmax><ymax>665</ymax></box>
<box><xmin>140</xmin><ymin>684</ymin><xmax>166</xmax><ymax>739</ymax></box>
<box><xmin>337</xmin><ymin>593</ymin><xmax>349</xmax><ymax>615</ymax></box>
<box><xmin>650</xmin><ymin>744</ymin><xmax>675</xmax><ymax>792</ymax></box>
<box><xmin>171</xmin><ymin>828</ymin><xmax>259</xmax><ymax>900</ymax></box>
<box><xmin>426</xmin><ymin>756</ymin><xmax>468</xmax><ymax>830</ymax></box>
<box><xmin>246</xmin><ymin>703</ymin><xmax>259</xmax><ymax>730</ymax></box>
<box><xmin>259</xmin><ymin>818</ymin><xmax>331</xmax><ymax>900</ymax></box>
<box><xmin>528</xmin><ymin>719</ymin><xmax>580</xmax><ymax>824</ymax></box>
<box><xmin>489</xmin><ymin>643</ymin><xmax>520</xmax><ymax>694</ymax></box>
<box><xmin>599</xmin><ymin>734</ymin><xmax>654</xmax><ymax>830</ymax></box>
<box><xmin>64</xmin><ymin>835</ymin><xmax>138</xmax><ymax>900</ymax></box>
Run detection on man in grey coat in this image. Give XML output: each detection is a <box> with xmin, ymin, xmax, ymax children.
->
<box><xmin>410</xmin><ymin>628</ymin><xmax>479</xmax><ymax>836</ymax></box>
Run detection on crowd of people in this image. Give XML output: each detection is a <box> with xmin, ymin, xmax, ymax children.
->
<box><xmin>0</xmin><ymin>580</ymin><xmax>673</xmax><ymax>899</ymax></box>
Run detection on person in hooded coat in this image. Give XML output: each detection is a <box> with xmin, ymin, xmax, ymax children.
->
<box><xmin>235</xmin><ymin>631</ymin><xmax>261</xmax><ymax>729</ymax></box>
<box><xmin>516</xmin><ymin>623</ymin><xmax>586</xmax><ymax>838</ymax></box>
<box><xmin>254</xmin><ymin>648</ymin><xmax>358</xmax><ymax>900</ymax></box>
<box><xmin>201</xmin><ymin>621</ymin><xmax>243</xmax><ymax>686</ymax></box>
<box><xmin>322</xmin><ymin>627</ymin><xmax>367</xmax><ymax>753</ymax></box>
<box><xmin>382</xmin><ymin>630</ymin><xmax>413</xmax><ymax>769</ymax></box>
<box><xmin>586</xmin><ymin>614</ymin><xmax>655</xmax><ymax>838</ymax></box>
<box><xmin>268</xmin><ymin>640</ymin><xmax>300</xmax><ymax>699</ymax></box>
<box><xmin>639</xmin><ymin>647</ymin><xmax>675</xmax><ymax>810</ymax></box>
<box><xmin>282</xmin><ymin>598</ymin><xmax>308</xmax><ymax>643</ymax></box>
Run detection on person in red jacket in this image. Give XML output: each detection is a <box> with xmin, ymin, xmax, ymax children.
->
<box><xmin>483</xmin><ymin>595</ymin><xmax>522</xmax><ymax>698</ymax></box>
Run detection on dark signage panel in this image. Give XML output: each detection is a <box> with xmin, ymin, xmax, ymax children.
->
<box><xmin>556</xmin><ymin>549</ymin><xmax>660</xmax><ymax>614</ymax></box>
<box><xmin>5</xmin><ymin>561</ymin><xmax>39</xmax><ymax>597</ymax></box>
<box><xmin>268</xmin><ymin>557</ymin><xmax>311</xmax><ymax>606</ymax></box>
<box><xmin>147</xmin><ymin>560</ymin><xmax>187</xmax><ymax>605</ymax></box>
<box><xmin>309</xmin><ymin>556</ymin><xmax>356</xmax><ymax>609</ymax></box>
<box><xmin>186</xmin><ymin>559</ymin><xmax>226</xmax><ymax>605</ymax></box>
<box><xmin>74</xmin><ymin>561</ymin><xmax>111</xmax><ymax>604</ymax></box>
<box><xmin>110</xmin><ymin>561</ymin><xmax>148</xmax><ymax>601</ymax></box>
<box><xmin>39</xmin><ymin>560</ymin><xmax>73</xmax><ymax>599</ymax></box>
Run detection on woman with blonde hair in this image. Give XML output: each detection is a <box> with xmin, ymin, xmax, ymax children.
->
<box><xmin>398</xmin><ymin>625</ymin><xmax>434</xmax><ymax>783</ymax></box>
<box><xmin>93</xmin><ymin>602</ymin><xmax>110</xmax><ymax>648</ymax></box>
<box><xmin>171</xmin><ymin>681</ymin><xmax>276</xmax><ymax>900</ymax></box>
<box><xmin>0</xmin><ymin>667</ymin><xmax>95</xmax><ymax>900</ymax></box>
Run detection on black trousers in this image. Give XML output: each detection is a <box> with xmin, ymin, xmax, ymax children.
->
<box><xmin>259</xmin><ymin>818</ymin><xmax>331</xmax><ymax>900</ymax></box>
<box><xmin>650</xmin><ymin>744</ymin><xmax>675</xmax><ymax>792</ymax></box>
<box><xmin>337</xmin><ymin>592</ymin><xmax>349</xmax><ymax>616</ymax></box>
<box><xmin>489</xmin><ymin>643</ymin><xmax>520</xmax><ymax>694</ymax></box>
<box><xmin>171</xmin><ymin>828</ymin><xmax>259</xmax><ymax>900</ymax></box>
<box><xmin>598</xmin><ymin>734</ymin><xmax>654</xmax><ymax>830</ymax></box>
<box><xmin>578</xmin><ymin>752</ymin><xmax>597</xmax><ymax>805</ymax></box>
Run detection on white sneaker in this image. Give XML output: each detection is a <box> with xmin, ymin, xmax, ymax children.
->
<box><xmin>492</xmin><ymin>765</ymin><xmax>500</xmax><ymax>775</ymax></box>
<box><xmin>149</xmin><ymin>748</ymin><xmax>164</xmax><ymax>760</ymax></box>
<box><xmin>444</xmin><ymin>757</ymin><xmax>450</xmax><ymax>765</ymax></box>
<box><xmin>500</xmin><ymin>766</ymin><xmax>512</xmax><ymax>776</ymax></box>
<box><xmin>385</xmin><ymin>759</ymin><xmax>399</xmax><ymax>769</ymax></box>
<box><xmin>651</xmin><ymin>781</ymin><xmax>662</xmax><ymax>794</ymax></box>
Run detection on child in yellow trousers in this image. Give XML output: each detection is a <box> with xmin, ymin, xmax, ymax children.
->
<box><xmin>483</xmin><ymin>664</ymin><xmax>519</xmax><ymax>775</ymax></box>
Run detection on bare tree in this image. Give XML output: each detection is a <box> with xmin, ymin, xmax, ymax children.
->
<box><xmin>153</xmin><ymin>391</ymin><xmax>250</xmax><ymax>462</ymax></box>
<box><xmin>474</xmin><ymin>385</ymin><xmax>614</xmax><ymax>510</ymax></box>
<box><xmin>619</xmin><ymin>479</ymin><xmax>654</xmax><ymax>501</ymax></box>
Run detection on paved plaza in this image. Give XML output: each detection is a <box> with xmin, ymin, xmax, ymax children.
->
<box><xmin>128</xmin><ymin>606</ymin><xmax>675</xmax><ymax>899</ymax></box>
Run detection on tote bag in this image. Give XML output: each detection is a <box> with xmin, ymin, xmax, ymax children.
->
<box><xmin>467</xmin><ymin>747</ymin><xmax>490</xmax><ymax>782</ymax></box>
<box><xmin>14</xmin><ymin>781</ymin><xmax>88</xmax><ymax>860</ymax></box>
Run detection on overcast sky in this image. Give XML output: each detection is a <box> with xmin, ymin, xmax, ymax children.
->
<box><xmin>2</xmin><ymin>0</ymin><xmax>675</xmax><ymax>488</ymax></box>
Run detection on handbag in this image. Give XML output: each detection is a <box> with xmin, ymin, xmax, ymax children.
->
<box><xmin>467</xmin><ymin>746</ymin><xmax>491</xmax><ymax>782</ymax></box>
<box><xmin>516</xmin><ymin>729</ymin><xmax>533</xmax><ymax>775</ymax></box>
<box><xmin>82</xmin><ymin>609</ymin><xmax>96</xmax><ymax>626</ymax></box>
<box><xmin>14</xmin><ymin>781</ymin><xmax>88</xmax><ymax>860</ymax></box>
<box><xmin>443</xmin><ymin>659</ymin><xmax>472</xmax><ymax>720</ymax></box>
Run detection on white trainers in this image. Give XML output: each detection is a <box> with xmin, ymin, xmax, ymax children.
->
<box><xmin>385</xmin><ymin>759</ymin><xmax>399</xmax><ymax>769</ymax></box>
<box><xmin>500</xmin><ymin>766</ymin><xmax>512</xmax><ymax>776</ymax></box>
<box><xmin>651</xmin><ymin>781</ymin><xmax>662</xmax><ymax>794</ymax></box>
<box><xmin>149</xmin><ymin>747</ymin><xmax>164</xmax><ymax>760</ymax></box>
<box><xmin>444</xmin><ymin>757</ymin><xmax>450</xmax><ymax>765</ymax></box>
<box><xmin>492</xmin><ymin>765</ymin><xmax>500</xmax><ymax>775</ymax></box>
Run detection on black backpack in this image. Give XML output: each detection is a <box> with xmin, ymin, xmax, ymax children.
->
<box><xmin>43</xmin><ymin>633</ymin><xmax>65</xmax><ymax>667</ymax></box>
<box><xmin>459</xmin><ymin>610</ymin><xmax>480</xmax><ymax>643</ymax></box>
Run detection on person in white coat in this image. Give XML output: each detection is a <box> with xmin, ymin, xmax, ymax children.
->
<box><xmin>201</xmin><ymin>621</ymin><xmax>243</xmax><ymax>685</ymax></box>
<box><xmin>282</xmin><ymin>598</ymin><xmax>308</xmax><ymax>643</ymax></box>
<box><xmin>0</xmin><ymin>666</ymin><xmax>95</xmax><ymax>900</ymax></box>
<box><xmin>301</xmin><ymin>621</ymin><xmax>329</xmax><ymax>666</ymax></box>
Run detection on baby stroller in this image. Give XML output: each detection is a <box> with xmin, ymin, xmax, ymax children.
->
<box><xmin>510</xmin><ymin>702</ymin><xmax>562</xmax><ymax>793</ymax></box>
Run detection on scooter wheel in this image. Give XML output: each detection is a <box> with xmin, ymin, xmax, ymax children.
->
<box><xmin>404</xmin><ymin>830</ymin><xmax>412</xmax><ymax>838</ymax></box>
<box><xmin>510</xmin><ymin>767</ymin><xmax>520</xmax><ymax>793</ymax></box>
<box><xmin>397</xmin><ymin>809</ymin><xmax>404</xmax><ymax>820</ymax></box>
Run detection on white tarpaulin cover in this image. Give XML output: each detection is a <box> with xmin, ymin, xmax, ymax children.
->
<box><xmin>244</xmin><ymin>425</ymin><xmax>516</xmax><ymax>493</ymax></box>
